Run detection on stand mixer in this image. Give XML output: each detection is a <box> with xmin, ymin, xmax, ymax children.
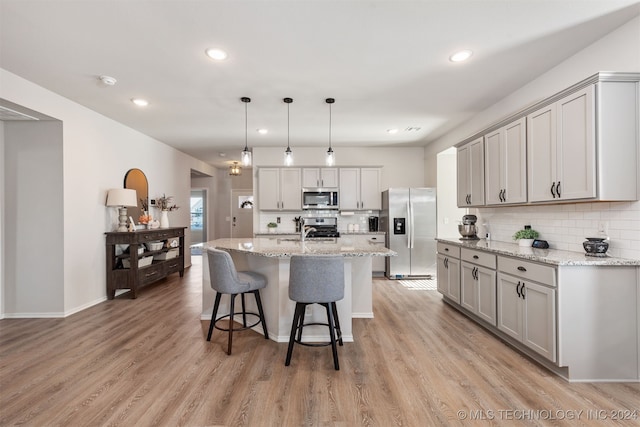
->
<box><xmin>458</xmin><ymin>214</ymin><xmax>480</xmax><ymax>240</ymax></box>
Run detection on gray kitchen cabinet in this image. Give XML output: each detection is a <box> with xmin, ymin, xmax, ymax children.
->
<box><xmin>302</xmin><ymin>167</ymin><xmax>338</xmax><ymax>188</ymax></box>
<box><xmin>484</xmin><ymin>117</ymin><xmax>527</xmax><ymax>205</ymax></box>
<box><xmin>258</xmin><ymin>167</ymin><xmax>302</xmax><ymax>210</ymax></box>
<box><xmin>339</xmin><ymin>167</ymin><xmax>381</xmax><ymax>210</ymax></box>
<box><xmin>528</xmin><ymin>79</ymin><xmax>639</xmax><ymax>203</ymax></box>
<box><xmin>457</xmin><ymin>137</ymin><xmax>485</xmax><ymax>207</ymax></box>
<box><xmin>497</xmin><ymin>257</ymin><xmax>556</xmax><ymax>363</ymax></box>
<box><xmin>460</xmin><ymin>249</ymin><xmax>497</xmax><ymax>325</ymax></box>
<box><xmin>436</xmin><ymin>242</ymin><xmax>461</xmax><ymax>304</ymax></box>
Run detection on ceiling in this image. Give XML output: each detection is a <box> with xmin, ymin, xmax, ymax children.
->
<box><xmin>1</xmin><ymin>0</ymin><xmax>639</xmax><ymax>168</ymax></box>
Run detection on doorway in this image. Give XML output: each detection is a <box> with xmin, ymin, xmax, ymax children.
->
<box><xmin>190</xmin><ymin>189</ymin><xmax>207</xmax><ymax>256</ymax></box>
<box><xmin>231</xmin><ymin>190</ymin><xmax>253</xmax><ymax>238</ymax></box>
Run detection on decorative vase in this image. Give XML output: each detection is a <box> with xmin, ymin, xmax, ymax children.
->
<box><xmin>268</xmin><ymin>227</ymin><xmax>276</xmax><ymax>234</ymax></box>
<box><xmin>583</xmin><ymin>237</ymin><xmax>609</xmax><ymax>257</ymax></box>
<box><xmin>518</xmin><ymin>238</ymin><xmax>534</xmax><ymax>247</ymax></box>
<box><xmin>160</xmin><ymin>210</ymin><xmax>170</xmax><ymax>229</ymax></box>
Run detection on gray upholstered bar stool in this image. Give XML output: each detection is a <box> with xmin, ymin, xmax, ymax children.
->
<box><xmin>285</xmin><ymin>255</ymin><xmax>344</xmax><ymax>370</ymax></box>
<box><xmin>206</xmin><ymin>248</ymin><xmax>269</xmax><ymax>355</ymax></box>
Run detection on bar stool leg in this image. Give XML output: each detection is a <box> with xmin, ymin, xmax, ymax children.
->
<box><xmin>295</xmin><ymin>303</ymin><xmax>306</xmax><ymax>342</ymax></box>
<box><xmin>207</xmin><ymin>292</ymin><xmax>222</xmax><ymax>341</ymax></box>
<box><xmin>331</xmin><ymin>302</ymin><xmax>343</xmax><ymax>346</ymax></box>
<box><xmin>241</xmin><ymin>293</ymin><xmax>247</xmax><ymax>327</ymax></box>
<box><xmin>227</xmin><ymin>294</ymin><xmax>236</xmax><ymax>355</ymax></box>
<box><xmin>325</xmin><ymin>303</ymin><xmax>340</xmax><ymax>370</ymax></box>
<box><xmin>253</xmin><ymin>290</ymin><xmax>269</xmax><ymax>340</ymax></box>
<box><xmin>285</xmin><ymin>303</ymin><xmax>304</xmax><ymax>366</ymax></box>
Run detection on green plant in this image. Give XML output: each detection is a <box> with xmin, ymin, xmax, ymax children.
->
<box><xmin>513</xmin><ymin>228</ymin><xmax>539</xmax><ymax>240</ymax></box>
<box><xmin>267</xmin><ymin>222</ymin><xmax>278</xmax><ymax>228</ymax></box>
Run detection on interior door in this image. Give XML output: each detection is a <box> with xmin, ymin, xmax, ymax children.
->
<box><xmin>231</xmin><ymin>190</ymin><xmax>254</xmax><ymax>238</ymax></box>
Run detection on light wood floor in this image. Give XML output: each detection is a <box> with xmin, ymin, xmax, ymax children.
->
<box><xmin>1</xmin><ymin>257</ymin><xmax>638</xmax><ymax>426</ymax></box>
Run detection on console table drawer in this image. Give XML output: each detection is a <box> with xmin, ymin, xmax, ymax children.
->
<box><xmin>138</xmin><ymin>263</ymin><xmax>166</xmax><ymax>286</ymax></box>
<box><xmin>165</xmin><ymin>258</ymin><xmax>183</xmax><ymax>275</ymax></box>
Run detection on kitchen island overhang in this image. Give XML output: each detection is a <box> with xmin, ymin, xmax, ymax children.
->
<box><xmin>201</xmin><ymin>237</ymin><xmax>396</xmax><ymax>343</ymax></box>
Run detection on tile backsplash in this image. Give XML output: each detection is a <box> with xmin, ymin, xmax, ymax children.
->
<box><xmin>473</xmin><ymin>201</ymin><xmax>640</xmax><ymax>260</ymax></box>
<box><xmin>258</xmin><ymin>211</ymin><xmax>379</xmax><ymax>234</ymax></box>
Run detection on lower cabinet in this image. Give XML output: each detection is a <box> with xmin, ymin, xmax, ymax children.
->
<box><xmin>461</xmin><ymin>262</ymin><xmax>497</xmax><ymax>325</ymax></box>
<box><xmin>497</xmin><ymin>271</ymin><xmax>556</xmax><ymax>363</ymax></box>
<box><xmin>437</xmin><ymin>254</ymin><xmax>460</xmax><ymax>303</ymax></box>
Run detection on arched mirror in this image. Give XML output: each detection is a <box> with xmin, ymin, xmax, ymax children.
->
<box><xmin>124</xmin><ymin>168</ymin><xmax>148</xmax><ymax>224</ymax></box>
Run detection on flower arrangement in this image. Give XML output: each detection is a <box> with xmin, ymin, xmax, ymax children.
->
<box><xmin>138</xmin><ymin>214</ymin><xmax>152</xmax><ymax>224</ymax></box>
<box><xmin>156</xmin><ymin>194</ymin><xmax>180</xmax><ymax>211</ymax></box>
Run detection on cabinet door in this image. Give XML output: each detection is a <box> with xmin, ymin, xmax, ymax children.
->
<box><xmin>556</xmin><ymin>86</ymin><xmax>595</xmax><ymax>201</ymax></box>
<box><xmin>460</xmin><ymin>262</ymin><xmax>477</xmax><ymax>313</ymax></box>
<box><xmin>279</xmin><ymin>168</ymin><xmax>301</xmax><ymax>210</ymax></box>
<box><xmin>468</xmin><ymin>138</ymin><xmax>485</xmax><ymax>206</ymax></box>
<box><xmin>360</xmin><ymin>168</ymin><xmax>381</xmax><ymax>210</ymax></box>
<box><xmin>484</xmin><ymin>129</ymin><xmax>503</xmax><ymax>205</ymax></box>
<box><xmin>258</xmin><ymin>168</ymin><xmax>281</xmax><ymax>210</ymax></box>
<box><xmin>320</xmin><ymin>168</ymin><xmax>339</xmax><ymax>188</ymax></box>
<box><xmin>497</xmin><ymin>273</ymin><xmax>523</xmax><ymax>341</ymax></box>
<box><xmin>302</xmin><ymin>168</ymin><xmax>321</xmax><ymax>187</ymax></box>
<box><xmin>528</xmin><ymin>104</ymin><xmax>556</xmax><ymax>202</ymax></box>
<box><xmin>523</xmin><ymin>281</ymin><xmax>556</xmax><ymax>362</ymax></box>
<box><xmin>476</xmin><ymin>267</ymin><xmax>497</xmax><ymax>325</ymax></box>
<box><xmin>437</xmin><ymin>255</ymin><xmax>449</xmax><ymax>296</ymax></box>
<box><xmin>339</xmin><ymin>168</ymin><xmax>360</xmax><ymax>210</ymax></box>
<box><xmin>503</xmin><ymin>118</ymin><xmax>527</xmax><ymax>204</ymax></box>
<box><xmin>457</xmin><ymin>145</ymin><xmax>470</xmax><ymax>207</ymax></box>
<box><xmin>447</xmin><ymin>257</ymin><xmax>461</xmax><ymax>303</ymax></box>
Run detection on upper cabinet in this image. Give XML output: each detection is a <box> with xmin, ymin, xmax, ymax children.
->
<box><xmin>528</xmin><ymin>81</ymin><xmax>638</xmax><ymax>203</ymax></box>
<box><xmin>339</xmin><ymin>167</ymin><xmax>381</xmax><ymax>210</ymax></box>
<box><xmin>456</xmin><ymin>72</ymin><xmax>639</xmax><ymax>208</ymax></box>
<box><xmin>457</xmin><ymin>137</ymin><xmax>485</xmax><ymax>207</ymax></box>
<box><xmin>258</xmin><ymin>168</ymin><xmax>302</xmax><ymax>210</ymax></box>
<box><xmin>484</xmin><ymin>117</ymin><xmax>527</xmax><ymax>205</ymax></box>
<box><xmin>301</xmin><ymin>167</ymin><xmax>338</xmax><ymax>188</ymax></box>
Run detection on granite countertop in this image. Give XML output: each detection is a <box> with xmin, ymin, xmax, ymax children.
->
<box><xmin>436</xmin><ymin>238</ymin><xmax>640</xmax><ymax>266</ymax></box>
<box><xmin>207</xmin><ymin>237</ymin><xmax>397</xmax><ymax>258</ymax></box>
<box><xmin>254</xmin><ymin>231</ymin><xmax>386</xmax><ymax>236</ymax></box>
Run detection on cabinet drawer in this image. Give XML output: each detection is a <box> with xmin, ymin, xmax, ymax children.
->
<box><xmin>498</xmin><ymin>256</ymin><xmax>556</xmax><ymax>287</ymax></box>
<box><xmin>165</xmin><ymin>258</ymin><xmax>183</xmax><ymax>275</ymax></box>
<box><xmin>461</xmin><ymin>248</ymin><xmax>496</xmax><ymax>269</ymax></box>
<box><xmin>137</xmin><ymin>263</ymin><xmax>166</xmax><ymax>285</ymax></box>
<box><xmin>437</xmin><ymin>242</ymin><xmax>460</xmax><ymax>258</ymax></box>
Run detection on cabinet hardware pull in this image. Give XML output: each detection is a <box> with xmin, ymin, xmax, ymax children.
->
<box><xmin>145</xmin><ymin>271</ymin><xmax>158</xmax><ymax>277</ymax></box>
<box><xmin>521</xmin><ymin>284</ymin><xmax>526</xmax><ymax>299</ymax></box>
<box><xmin>550</xmin><ymin>182</ymin><xmax>556</xmax><ymax>198</ymax></box>
<box><xmin>557</xmin><ymin>181</ymin><xmax>561</xmax><ymax>198</ymax></box>
<box><xmin>503</xmin><ymin>189</ymin><xmax>506</xmax><ymax>202</ymax></box>
<box><xmin>516</xmin><ymin>281</ymin><xmax>522</xmax><ymax>297</ymax></box>
<box><xmin>473</xmin><ymin>255</ymin><xmax>479</xmax><ymax>259</ymax></box>
<box><xmin>444</xmin><ymin>258</ymin><xmax>448</xmax><ymax>268</ymax></box>
<box><xmin>444</xmin><ymin>248</ymin><xmax>449</xmax><ymax>252</ymax></box>
<box><xmin>517</xmin><ymin>266</ymin><xmax>527</xmax><ymax>272</ymax></box>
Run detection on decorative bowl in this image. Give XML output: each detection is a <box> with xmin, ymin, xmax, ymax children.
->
<box><xmin>583</xmin><ymin>237</ymin><xmax>609</xmax><ymax>257</ymax></box>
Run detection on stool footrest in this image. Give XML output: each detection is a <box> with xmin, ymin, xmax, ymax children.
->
<box><xmin>213</xmin><ymin>312</ymin><xmax>263</xmax><ymax>332</ymax></box>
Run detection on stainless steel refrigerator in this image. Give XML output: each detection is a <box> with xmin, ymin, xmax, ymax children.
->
<box><xmin>381</xmin><ymin>188</ymin><xmax>437</xmax><ymax>279</ymax></box>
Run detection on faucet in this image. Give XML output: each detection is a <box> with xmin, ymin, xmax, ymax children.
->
<box><xmin>300</xmin><ymin>218</ymin><xmax>316</xmax><ymax>244</ymax></box>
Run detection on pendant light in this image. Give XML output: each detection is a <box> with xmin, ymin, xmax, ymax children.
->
<box><xmin>283</xmin><ymin>97</ymin><xmax>293</xmax><ymax>166</ymax></box>
<box><xmin>325</xmin><ymin>98</ymin><xmax>335</xmax><ymax>166</ymax></box>
<box><xmin>229</xmin><ymin>161</ymin><xmax>242</xmax><ymax>176</ymax></box>
<box><xmin>240</xmin><ymin>97</ymin><xmax>252</xmax><ymax>166</ymax></box>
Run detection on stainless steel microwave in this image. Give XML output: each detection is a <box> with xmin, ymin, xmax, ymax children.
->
<box><xmin>302</xmin><ymin>188</ymin><xmax>339</xmax><ymax>210</ymax></box>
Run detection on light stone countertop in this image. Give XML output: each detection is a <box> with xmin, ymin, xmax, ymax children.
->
<box><xmin>207</xmin><ymin>237</ymin><xmax>396</xmax><ymax>258</ymax></box>
<box><xmin>436</xmin><ymin>238</ymin><xmax>640</xmax><ymax>266</ymax></box>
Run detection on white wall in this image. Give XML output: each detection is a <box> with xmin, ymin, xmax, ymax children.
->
<box><xmin>436</xmin><ymin>148</ymin><xmax>465</xmax><ymax>237</ymax></box>
<box><xmin>0</xmin><ymin>121</ymin><xmax>4</xmax><ymax>317</ymax></box>
<box><xmin>427</xmin><ymin>15</ymin><xmax>640</xmax><ymax>260</ymax></box>
<box><xmin>1</xmin><ymin>68</ymin><xmax>217</xmax><ymax>317</ymax></box>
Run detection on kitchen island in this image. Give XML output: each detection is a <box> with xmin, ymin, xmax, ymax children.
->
<box><xmin>202</xmin><ymin>236</ymin><xmax>396</xmax><ymax>343</ymax></box>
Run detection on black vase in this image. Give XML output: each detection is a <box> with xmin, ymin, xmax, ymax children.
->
<box><xmin>583</xmin><ymin>238</ymin><xmax>609</xmax><ymax>257</ymax></box>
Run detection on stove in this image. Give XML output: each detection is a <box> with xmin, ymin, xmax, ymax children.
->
<box><xmin>304</xmin><ymin>217</ymin><xmax>340</xmax><ymax>238</ymax></box>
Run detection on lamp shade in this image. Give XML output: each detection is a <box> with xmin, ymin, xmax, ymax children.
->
<box><xmin>106</xmin><ymin>188</ymin><xmax>138</xmax><ymax>207</ymax></box>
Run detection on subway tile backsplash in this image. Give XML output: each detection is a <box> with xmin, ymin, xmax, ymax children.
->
<box><xmin>473</xmin><ymin>201</ymin><xmax>640</xmax><ymax>260</ymax></box>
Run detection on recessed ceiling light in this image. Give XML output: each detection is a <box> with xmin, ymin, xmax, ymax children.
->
<box><xmin>387</xmin><ymin>128</ymin><xmax>399</xmax><ymax>134</ymax></box>
<box><xmin>257</xmin><ymin>128</ymin><xmax>268</xmax><ymax>135</ymax></box>
<box><xmin>131</xmin><ymin>98</ymin><xmax>148</xmax><ymax>107</ymax></box>
<box><xmin>205</xmin><ymin>48</ymin><xmax>228</xmax><ymax>60</ymax></box>
<box><xmin>99</xmin><ymin>75</ymin><xmax>117</xmax><ymax>86</ymax></box>
<box><xmin>449</xmin><ymin>50</ymin><xmax>473</xmax><ymax>62</ymax></box>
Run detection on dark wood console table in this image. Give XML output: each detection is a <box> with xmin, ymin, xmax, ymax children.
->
<box><xmin>105</xmin><ymin>227</ymin><xmax>186</xmax><ymax>299</ymax></box>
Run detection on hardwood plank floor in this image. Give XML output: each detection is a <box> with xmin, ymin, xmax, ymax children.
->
<box><xmin>1</xmin><ymin>257</ymin><xmax>638</xmax><ymax>426</ymax></box>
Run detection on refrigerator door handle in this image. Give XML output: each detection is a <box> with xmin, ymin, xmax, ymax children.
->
<box><xmin>406</xmin><ymin>201</ymin><xmax>412</xmax><ymax>249</ymax></box>
<box><xmin>409</xmin><ymin>201</ymin><xmax>415</xmax><ymax>249</ymax></box>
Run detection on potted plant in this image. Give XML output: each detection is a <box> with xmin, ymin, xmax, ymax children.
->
<box><xmin>267</xmin><ymin>222</ymin><xmax>278</xmax><ymax>233</ymax></box>
<box><xmin>513</xmin><ymin>227</ymin><xmax>539</xmax><ymax>247</ymax></box>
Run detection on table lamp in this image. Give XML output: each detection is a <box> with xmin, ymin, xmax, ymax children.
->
<box><xmin>106</xmin><ymin>188</ymin><xmax>138</xmax><ymax>232</ymax></box>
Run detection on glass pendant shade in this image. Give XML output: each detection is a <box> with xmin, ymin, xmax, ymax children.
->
<box><xmin>241</xmin><ymin>149</ymin><xmax>251</xmax><ymax>167</ymax></box>
<box><xmin>284</xmin><ymin>146</ymin><xmax>293</xmax><ymax>166</ymax></box>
